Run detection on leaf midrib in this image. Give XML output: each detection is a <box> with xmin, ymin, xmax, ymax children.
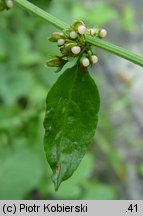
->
<box><xmin>57</xmin><ymin>67</ymin><xmax>78</xmax><ymax>162</ymax></box>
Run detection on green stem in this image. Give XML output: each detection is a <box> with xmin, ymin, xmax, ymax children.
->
<box><xmin>86</xmin><ymin>36</ymin><xmax>143</xmax><ymax>67</ymax></box>
<box><xmin>14</xmin><ymin>0</ymin><xmax>143</xmax><ymax>67</ymax></box>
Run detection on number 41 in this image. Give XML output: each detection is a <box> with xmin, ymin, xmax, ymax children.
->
<box><xmin>128</xmin><ymin>204</ymin><xmax>137</xmax><ymax>212</ymax></box>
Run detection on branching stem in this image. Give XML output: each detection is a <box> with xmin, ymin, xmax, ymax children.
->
<box><xmin>14</xmin><ymin>0</ymin><xmax>143</xmax><ymax>67</ymax></box>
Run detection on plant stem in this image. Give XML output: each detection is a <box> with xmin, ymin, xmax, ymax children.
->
<box><xmin>86</xmin><ymin>36</ymin><xmax>143</xmax><ymax>67</ymax></box>
<box><xmin>14</xmin><ymin>0</ymin><xmax>143</xmax><ymax>67</ymax></box>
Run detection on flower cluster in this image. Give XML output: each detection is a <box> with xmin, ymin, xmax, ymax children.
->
<box><xmin>47</xmin><ymin>20</ymin><xmax>107</xmax><ymax>70</ymax></box>
<box><xmin>0</xmin><ymin>0</ymin><xmax>13</xmax><ymax>11</ymax></box>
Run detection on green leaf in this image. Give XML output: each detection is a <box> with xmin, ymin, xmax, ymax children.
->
<box><xmin>44</xmin><ymin>65</ymin><xmax>100</xmax><ymax>190</ymax></box>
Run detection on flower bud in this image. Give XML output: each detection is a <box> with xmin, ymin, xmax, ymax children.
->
<box><xmin>71</xmin><ymin>46</ymin><xmax>81</xmax><ymax>55</ymax></box>
<box><xmin>69</xmin><ymin>31</ymin><xmax>77</xmax><ymax>39</ymax></box>
<box><xmin>72</xmin><ymin>20</ymin><xmax>86</xmax><ymax>33</ymax></box>
<box><xmin>49</xmin><ymin>32</ymin><xmax>64</xmax><ymax>42</ymax></box>
<box><xmin>58</xmin><ymin>39</ymin><xmax>65</xmax><ymax>46</ymax></box>
<box><xmin>90</xmin><ymin>28</ymin><xmax>96</xmax><ymax>36</ymax></box>
<box><xmin>81</xmin><ymin>57</ymin><xmax>90</xmax><ymax>67</ymax></box>
<box><xmin>91</xmin><ymin>55</ymin><xmax>98</xmax><ymax>64</ymax></box>
<box><xmin>46</xmin><ymin>56</ymin><xmax>67</xmax><ymax>67</ymax></box>
<box><xmin>6</xmin><ymin>0</ymin><xmax>13</xmax><ymax>8</ymax></box>
<box><xmin>61</xmin><ymin>42</ymin><xmax>78</xmax><ymax>56</ymax></box>
<box><xmin>73</xmin><ymin>20</ymin><xmax>84</xmax><ymax>27</ymax></box>
<box><xmin>78</xmin><ymin>25</ymin><xmax>87</xmax><ymax>35</ymax></box>
<box><xmin>99</xmin><ymin>29</ymin><xmax>107</xmax><ymax>38</ymax></box>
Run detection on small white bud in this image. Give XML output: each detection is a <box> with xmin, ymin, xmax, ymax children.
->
<box><xmin>81</xmin><ymin>58</ymin><xmax>90</xmax><ymax>67</ymax></box>
<box><xmin>91</xmin><ymin>55</ymin><xmax>98</xmax><ymax>64</ymax></box>
<box><xmin>78</xmin><ymin>25</ymin><xmax>87</xmax><ymax>35</ymax></box>
<box><xmin>90</xmin><ymin>28</ymin><xmax>96</xmax><ymax>35</ymax></box>
<box><xmin>57</xmin><ymin>39</ymin><xmax>65</xmax><ymax>46</ymax></box>
<box><xmin>99</xmin><ymin>29</ymin><xmax>107</xmax><ymax>38</ymax></box>
<box><xmin>70</xmin><ymin>31</ymin><xmax>77</xmax><ymax>39</ymax></box>
<box><xmin>71</xmin><ymin>46</ymin><xmax>81</xmax><ymax>55</ymax></box>
<box><xmin>6</xmin><ymin>0</ymin><xmax>14</xmax><ymax>8</ymax></box>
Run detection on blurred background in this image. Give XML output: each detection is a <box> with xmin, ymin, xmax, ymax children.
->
<box><xmin>0</xmin><ymin>0</ymin><xmax>143</xmax><ymax>200</ymax></box>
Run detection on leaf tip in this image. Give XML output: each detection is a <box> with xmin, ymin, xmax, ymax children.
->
<box><xmin>52</xmin><ymin>173</ymin><xmax>62</xmax><ymax>191</ymax></box>
<box><xmin>51</xmin><ymin>163</ymin><xmax>63</xmax><ymax>191</ymax></box>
